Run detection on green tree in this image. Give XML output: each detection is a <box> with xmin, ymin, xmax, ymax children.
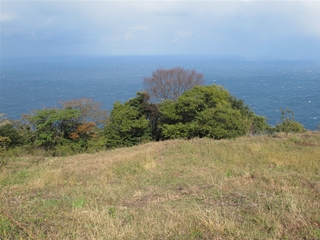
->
<box><xmin>0</xmin><ymin>114</ymin><xmax>20</xmax><ymax>149</ymax></box>
<box><xmin>158</xmin><ymin>85</ymin><xmax>268</xmax><ymax>140</ymax></box>
<box><xmin>104</xmin><ymin>92</ymin><xmax>152</xmax><ymax>148</ymax></box>
<box><xmin>30</xmin><ymin>108</ymin><xmax>81</xmax><ymax>150</ymax></box>
<box><xmin>23</xmin><ymin>98</ymin><xmax>108</xmax><ymax>153</ymax></box>
<box><xmin>12</xmin><ymin>118</ymin><xmax>35</xmax><ymax>146</ymax></box>
<box><xmin>195</xmin><ymin>104</ymin><xmax>248</xmax><ymax>139</ymax></box>
<box><xmin>0</xmin><ymin>123</ymin><xmax>22</xmax><ymax>148</ymax></box>
<box><xmin>127</xmin><ymin>92</ymin><xmax>162</xmax><ymax>139</ymax></box>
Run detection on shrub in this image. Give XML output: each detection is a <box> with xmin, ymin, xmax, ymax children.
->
<box><xmin>275</xmin><ymin>108</ymin><xmax>305</xmax><ymax>134</ymax></box>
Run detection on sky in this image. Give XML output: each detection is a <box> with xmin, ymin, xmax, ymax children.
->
<box><xmin>1</xmin><ymin>0</ymin><xmax>320</xmax><ymax>60</ymax></box>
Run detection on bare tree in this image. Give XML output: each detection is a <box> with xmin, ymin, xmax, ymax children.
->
<box><xmin>143</xmin><ymin>67</ymin><xmax>204</xmax><ymax>102</ymax></box>
<box><xmin>59</xmin><ymin>98</ymin><xmax>108</xmax><ymax>125</ymax></box>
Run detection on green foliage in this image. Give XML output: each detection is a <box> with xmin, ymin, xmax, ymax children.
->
<box><xmin>161</xmin><ymin>122</ymin><xmax>197</xmax><ymax>139</ymax></box>
<box><xmin>0</xmin><ymin>99</ymin><xmax>108</xmax><ymax>156</ymax></box>
<box><xmin>25</xmin><ymin>103</ymin><xmax>107</xmax><ymax>154</ymax></box>
<box><xmin>158</xmin><ymin>85</ymin><xmax>268</xmax><ymax>140</ymax></box>
<box><xmin>104</xmin><ymin>93</ymin><xmax>152</xmax><ymax>148</ymax></box>
<box><xmin>275</xmin><ymin>120</ymin><xmax>305</xmax><ymax>134</ymax></box>
<box><xmin>0</xmin><ymin>114</ymin><xmax>25</xmax><ymax>150</ymax></box>
<box><xmin>195</xmin><ymin>104</ymin><xmax>248</xmax><ymax>139</ymax></box>
<box><xmin>30</xmin><ymin>108</ymin><xmax>81</xmax><ymax>150</ymax></box>
<box><xmin>275</xmin><ymin>108</ymin><xmax>305</xmax><ymax>134</ymax></box>
<box><xmin>0</xmin><ymin>124</ymin><xmax>22</xmax><ymax>148</ymax></box>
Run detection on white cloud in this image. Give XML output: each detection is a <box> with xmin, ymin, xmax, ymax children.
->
<box><xmin>177</xmin><ymin>30</ymin><xmax>192</xmax><ymax>38</ymax></box>
<box><xmin>124</xmin><ymin>32</ymin><xmax>134</xmax><ymax>40</ymax></box>
<box><xmin>130</xmin><ymin>25</ymin><xmax>147</xmax><ymax>31</ymax></box>
<box><xmin>294</xmin><ymin>2</ymin><xmax>320</xmax><ymax>38</ymax></box>
<box><xmin>0</xmin><ymin>14</ymin><xmax>15</xmax><ymax>22</ymax></box>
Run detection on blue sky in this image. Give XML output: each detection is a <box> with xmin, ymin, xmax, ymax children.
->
<box><xmin>1</xmin><ymin>0</ymin><xmax>320</xmax><ymax>60</ymax></box>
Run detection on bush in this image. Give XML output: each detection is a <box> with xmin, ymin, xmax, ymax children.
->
<box><xmin>275</xmin><ymin>120</ymin><xmax>305</xmax><ymax>134</ymax></box>
<box><xmin>275</xmin><ymin>108</ymin><xmax>305</xmax><ymax>134</ymax></box>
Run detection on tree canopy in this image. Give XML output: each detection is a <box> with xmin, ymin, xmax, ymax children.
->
<box><xmin>158</xmin><ymin>85</ymin><xmax>267</xmax><ymax>140</ymax></box>
<box><xmin>103</xmin><ymin>85</ymin><xmax>268</xmax><ymax>147</ymax></box>
<box><xmin>104</xmin><ymin>92</ymin><xmax>153</xmax><ymax>148</ymax></box>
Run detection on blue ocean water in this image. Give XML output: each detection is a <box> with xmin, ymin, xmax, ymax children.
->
<box><xmin>1</xmin><ymin>55</ymin><xmax>319</xmax><ymax>130</ymax></box>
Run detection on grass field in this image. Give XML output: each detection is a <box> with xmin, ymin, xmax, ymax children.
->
<box><xmin>1</xmin><ymin>132</ymin><xmax>320</xmax><ymax>239</ymax></box>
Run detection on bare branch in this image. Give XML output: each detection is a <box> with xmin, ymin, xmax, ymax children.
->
<box><xmin>59</xmin><ymin>98</ymin><xmax>108</xmax><ymax>125</ymax></box>
<box><xmin>143</xmin><ymin>67</ymin><xmax>204</xmax><ymax>102</ymax></box>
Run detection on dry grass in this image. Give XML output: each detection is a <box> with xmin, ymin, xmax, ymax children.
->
<box><xmin>1</xmin><ymin>132</ymin><xmax>320</xmax><ymax>239</ymax></box>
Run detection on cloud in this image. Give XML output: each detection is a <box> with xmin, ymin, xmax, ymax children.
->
<box><xmin>177</xmin><ymin>30</ymin><xmax>192</xmax><ymax>38</ymax></box>
<box><xmin>124</xmin><ymin>32</ymin><xmax>134</xmax><ymax>40</ymax></box>
<box><xmin>0</xmin><ymin>14</ymin><xmax>15</xmax><ymax>22</ymax></box>
<box><xmin>294</xmin><ymin>2</ymin><xmax>320</xmax><ymax>39</ymax></box>
<box><xmin>1</xmin><ymin>1</ymin><xmax>320</xmax><ymax>59</ymax></box>
<box><xmin>130</xmin><ymin>25</ymin><xmax>147</xmax><ymax>31</ymax></box>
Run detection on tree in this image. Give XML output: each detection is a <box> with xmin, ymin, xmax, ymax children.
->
<box><xmin>127</xmin><ymin>91</ymin><xmax>161</xmax><ymax>139</ymax></box>
<box><xmin>59</xmin><ymin>98</ymin><xmax>108</xmax><ymax>125</ymax></box>
<box><xmin>104</xmin><ymin>92</ymin><xmax>152</xmax><ymax>148</ymax></box>
<box><xmin>143</xmin><ymin>67</ymin><xmax>204</xmax><ymax>102</ymax></box>
<box><xmin>158</xmin><ymin>85</ymin><xmax>268</xmax><ymax>140</ymax></box>
<box><xmin>68</xmin><ymin>122</ymin><xmax>98</xmax><ymax>151</ymax></box>
<box><xmin>18</xmin><ymin>98</ymin><xmax>108</xmax><ymax>153</ymax></box>
<box><xmin>29</xmin><ymin>108</ymin><xmax>81</xmax><ymax>150</ymax></box>
<box><xmin>0</xmin><ymin>123</ymin><xmax>22</xmax><ymax>149</ymax></box>
<box><xmin>0</xmin><ymin>114</ymin><xmax>24</xmax><ymax>149</ymax></box>
<box><xmin>69</xmin><ymin>122</ymin><xmax>97</xmax><ymax>141</ymax></box>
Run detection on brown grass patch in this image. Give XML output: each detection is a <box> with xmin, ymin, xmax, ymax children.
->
<box><xmin>1</xmin><ymin>132</ymin><xmax>320</xmax><ymax>239</ymax></box>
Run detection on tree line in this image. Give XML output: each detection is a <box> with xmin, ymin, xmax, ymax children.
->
<box><xmin>0</xmin><ymin>67</ymin><xmax>305</xmax><ymax>158</ymax></box>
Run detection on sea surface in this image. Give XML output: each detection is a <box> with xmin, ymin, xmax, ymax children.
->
<box><xmin>1</xmin><ymin>55</ymin><xmax>319</xmax><ymax>130</ymax></box>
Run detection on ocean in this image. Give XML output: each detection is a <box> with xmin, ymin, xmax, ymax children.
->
<box><xmin>1</xmin><ymin>55</ymin><xmax>319</xmax><ymax>130</ymax></box>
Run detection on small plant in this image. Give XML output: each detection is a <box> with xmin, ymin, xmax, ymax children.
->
<box><xmin>108</xmin><ymin>206</ymin><xmax>116</xmax><ymax>218</ymax></box>
<box><xmin>72</xmin><ymin>196</ymin><xmax>86</xmax><ymax>209</ymax></box>
<box><xmin>275</xmin><ymin>108</ymin><xmax>305</xmax><ymax>135</ymax></box>
<box><xmin>313</xmin><ymin>228</ymin><xmax>320</xmax><ymax>239</ymax></box>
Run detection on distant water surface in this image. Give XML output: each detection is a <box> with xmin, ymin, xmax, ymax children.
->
<box><xmin>1</xmin><ymin>56</ymin><xmax>319</xmax><ymax>130</ymax></box>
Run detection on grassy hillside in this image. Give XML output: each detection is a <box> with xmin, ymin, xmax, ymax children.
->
<box><xmin>1</xmin><ymin>132</ymin><xmax>320</xmax><ymax>239</ymax></box>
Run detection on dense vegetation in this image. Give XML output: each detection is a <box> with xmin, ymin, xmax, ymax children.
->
<box><xmin>0</xmin><ymin>67</ymin><xmax>306</xmax><ymax>161</ymax></box>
